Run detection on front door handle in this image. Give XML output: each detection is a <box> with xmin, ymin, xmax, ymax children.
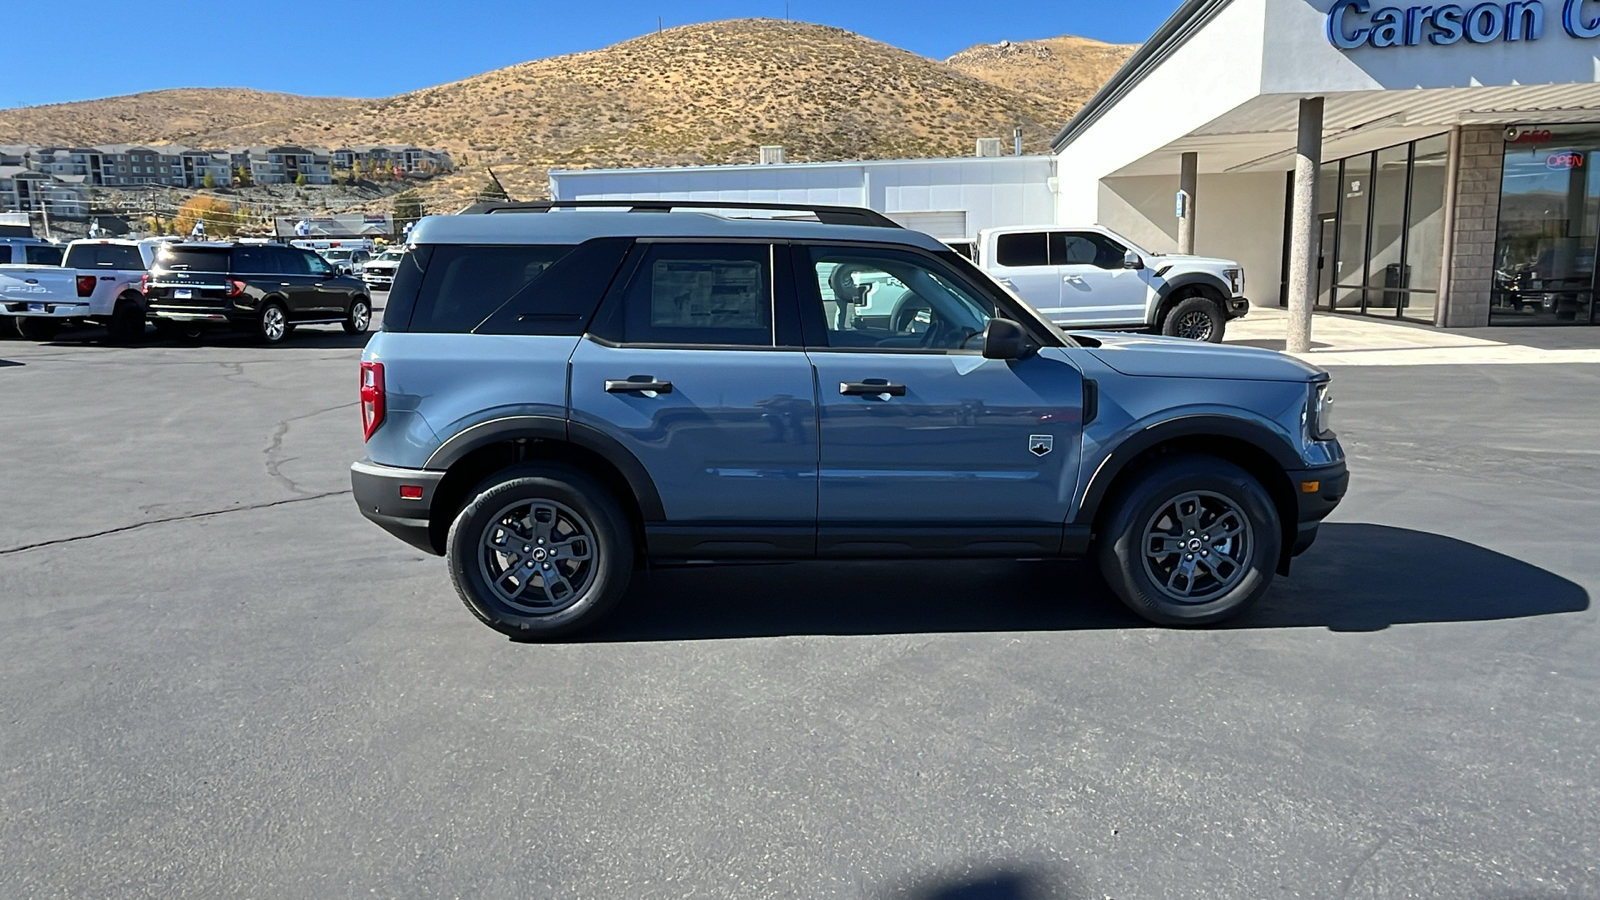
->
<box><xmin>840</xmin><ymin>379</ymin><xmax>906</xmax><ymax>397</ymax></box>
<box><xmin>605</xmin><ymin>376</ymin><xmax>673</xmax><ymax>394</ymax></box>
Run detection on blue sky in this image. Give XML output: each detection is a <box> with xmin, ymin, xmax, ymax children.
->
<box><xmin>5</xmin><ymin>0</ymin><xmax>1179</xmax><ymax>109</ymax></box>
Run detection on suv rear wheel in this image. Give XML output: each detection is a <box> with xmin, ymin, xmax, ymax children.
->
<box><xmin>1097</xmin><ymin>454</ymin><xmax>1280</xmax><ymax>626</ymax></box>
<box><xmin>256</xmin><ymin>302</ymin><xmax>291</xmax><ymax>344</ymax></box>
<box><xmin>344</xmin><ymin>297</ymin><xmax>371</xmax><ymax>335</ymax></box>
<box><xmin>446</xmin><ymin>463</ymin><xmax>634</xmax><ymax>639</ymax></box>
<box><xmin>1162</xmin><ymin>295</ymin><xmax>1226</xmax><ymax>343</ymax></box>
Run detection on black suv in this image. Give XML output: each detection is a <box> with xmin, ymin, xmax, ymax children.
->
<box><xmin>146</xmin><ymin>241</ymin><xmax>372</xmax><ymax>343</ymax></box>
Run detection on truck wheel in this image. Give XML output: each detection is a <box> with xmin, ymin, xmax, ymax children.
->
<box><xmin>15</xmin><ymin>317</ymin><xmax>61</xmax><ymax>342</ymax></box>
<box><xmin>343</xmin><ymin>297</ymin><xmax>371</xmax><ymax>334</ymax></box>
<box><xmin>106</xmin><ymin>297</ymin><xmax>147</xmax><ymax>344</ymax></box>
<box><xmin>1162</xmin><ymin>296</ymin><xmax>1226</xmax><ymax>343</ymax></box>
<box><xmin>446</xmin><ymin>463</ymin><xmax>634</xmax><ymax>640</ymax></box>
<box><xmin>255</xmin><ymin>302</ymin><xmax>290</xmax><ymax>344</ymax></box>
<box><xmin>1097</xmin><ymin>454</ymin><xmax>1280</xmax><ymax>626</ymax></box>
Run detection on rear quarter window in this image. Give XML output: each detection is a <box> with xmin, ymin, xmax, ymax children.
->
<box><xmin>388</xmin><ymin>239</ymin><xmax>631</xmax><ymax>335</ymax></box>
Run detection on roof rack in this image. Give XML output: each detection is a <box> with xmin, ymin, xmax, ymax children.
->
<box><xmin>455</xmin><ymin>199</ymin><xmax>902</xmax><ymax>229</ymax></box>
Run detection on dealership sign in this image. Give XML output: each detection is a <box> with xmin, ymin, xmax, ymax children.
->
<box><xmin>1327</xmin><ymin>0</ymin><xmax>1600</xmax><ymax>48</ymax></box>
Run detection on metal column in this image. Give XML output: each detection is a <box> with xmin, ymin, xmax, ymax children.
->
<box><xmin>1286</xmin><ymin>97</ymin><xmax>1325</xmax><ymax>354</ymax></box>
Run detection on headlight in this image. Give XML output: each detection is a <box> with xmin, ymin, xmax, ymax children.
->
<box><xmin>1224</xmin><ymin>268</ymin><xmax>1244</xmax><ymax>296</ymax></box>
<box><xmin>1307</xmin><ymin>381</ymin><xmax>1335</xmax><ymax>440</ymax></box>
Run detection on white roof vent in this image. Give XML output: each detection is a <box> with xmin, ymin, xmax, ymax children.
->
<box><xmin>759</xmin><ymin>145</ymin><xmax>786</xmax><ymax>165</ymax></box>
<box><xmin>975</xmin><ymin>138</ymin><xmax>1004</xmax><ymax>158</ymax></box>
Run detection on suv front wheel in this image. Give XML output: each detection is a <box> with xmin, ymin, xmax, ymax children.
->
<box><xmin>1097</xmin><ymin>455</ymin><xmax>1280</xmax><ymax>626</ymax></box>
<box><xmin>446</xmin><ymin>464</ymin><xmax>634</xmax><ymax>639</ymax></box>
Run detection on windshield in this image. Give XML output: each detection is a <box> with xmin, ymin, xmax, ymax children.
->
<box><xmin>376</xmin><ymin>250</ymin><xmax>404</xmax><ymax>262</ymax></box>
<box><xmin>322</xmin><ymin>250</ymin><xmax>353</xmax><ymax>261</ymax></box>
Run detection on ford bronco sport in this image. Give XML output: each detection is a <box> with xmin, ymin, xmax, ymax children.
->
<box><xmin>351</xmin><ymin>201</ymin><xmax>1346</xmax><ymax>639</ymax></box>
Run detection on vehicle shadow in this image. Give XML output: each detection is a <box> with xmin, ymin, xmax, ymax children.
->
<box><xmin>577</xmin><ymin>523</ymin><xmax>1589</xmax><ymax>642</ymax></box>
<box><xmin>877</xmin><ymin>859</ymin><xmax>1079</xmax><ymax>900</ymax></box>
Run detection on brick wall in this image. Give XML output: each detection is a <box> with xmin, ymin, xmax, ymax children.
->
<box><xmin>1444</xmin><ymin>126</ymin><xmax>1504</xmax><ymax>327</ymax></box>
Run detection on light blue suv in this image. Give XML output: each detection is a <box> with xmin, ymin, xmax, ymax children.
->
<box><xmin>351</xmin><ymin>201</ymin><xmax>1347</xmax><ymax>638</ymax></box>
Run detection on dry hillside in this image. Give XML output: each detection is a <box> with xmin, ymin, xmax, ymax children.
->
<box><xmin>0</xmin><ymin>88</ymin><xmax>362</xmax><ymax>148</ymax></box>
<box><xmin>947</xmin><ymin>36</ymin><xmax>1137</xmax><ymax>111</ymax></box>
<box><xmin>0</xmin><ymin>20</ymin><xmax>1131</xmax><ymax>205</ymax></box>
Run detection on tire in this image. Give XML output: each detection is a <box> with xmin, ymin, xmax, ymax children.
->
<box><xmin>446</xmin><ymin>463</ymin><xmax>634</xmax><ymax>639</ymax></box>
<box><xmin>255</xmin><ymin>302</ymin><xmax>290</xmax><ymax>344</ymax></box>
<box><xmin>15</xmin><ymin>317</ymin><xmax>61</xmax><ymax>342</ymax></box>
<box><xmin>1161</xmin><ymin>295</ymin><xmax>1226</xmax><ymax>343</ymax></box>
<box><xmin>343</xmin><ymin>296</ymin><xmax>371</xmax><ymax>334</ymax></box>
<box><xmin>1096</xmin><ymin>454</ymin><xmax>1281</xmax><ymax>626</ymax></box>
<box><xmin>105</xmin><ymin>297</ymin><xmax>147</xmax><ymax>344</ymax></box>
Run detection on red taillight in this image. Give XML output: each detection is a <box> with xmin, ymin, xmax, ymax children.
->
<box><xmin>225</xmin><ymin>279</ymin><xmax>247</xmax><ymax>298</ymax></box>
<box><xmin>360</xmin><ymin>361</ymin><xmax>385</xmax><ymax>441</ymax></box>
<box><xmin>75</xmin><ymin>274</ymin><xmax>96</xmax><ymax>297</ymax></box>
<box><xmin>138</xmin><ymin>273</ymin><xmax>149</xmax><ymax>295</ymax></box>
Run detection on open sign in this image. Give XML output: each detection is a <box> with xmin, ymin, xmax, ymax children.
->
<box><xmin>1547</xmin><ymin>151</ymin><xmax>1585</xmax><ymax>170</ymax></box>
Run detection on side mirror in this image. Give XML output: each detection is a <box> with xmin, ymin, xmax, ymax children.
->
<box><xmin>1123</xmin><ymin>249</ymin><xmax>1145</xmax><ymax>270</ymax></box>
<box><xmin>982</xmin><ymin>317</ymin><xmax>1034</xmax><ymax>360</ymax></box>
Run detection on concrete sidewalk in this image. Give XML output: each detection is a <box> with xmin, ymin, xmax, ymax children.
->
<box><xmin>1223</xmin><ymin>306</ymin><xmax>1600</xmax><ymax>365</ymax></box>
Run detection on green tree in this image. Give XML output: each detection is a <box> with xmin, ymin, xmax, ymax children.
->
<box><xmin>393</xmin><ymin>190</ymin><xmax>425</xmax><ymax>238</ymax></box>
<box><xmin>295</xmin><ymin>172</ymin><xmax>308</xmax><ymax>186</ymax></box>
<box><xmin>202</xmin><ymin>171</ymin><xmax>216</xmax><ymax>190</ymax></box>
<box><xmin>475</xmin><ymin>179</ymin><xmax>509</xmax><ymax>202</ymax></box>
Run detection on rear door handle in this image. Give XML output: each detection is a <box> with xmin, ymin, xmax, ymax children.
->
<box><xmin>605</xmin><ymin>377</ymin><xmax>673</xmax><ymax>394</ymax></box>
<box><xmin>840</xmin><ymin>380</ymin><xmax>906</xmax><ymax>397</ymax></box>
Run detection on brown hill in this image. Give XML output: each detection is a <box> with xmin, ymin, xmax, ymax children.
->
<box><xmin>0</xmin><ymin>88</ymin><xmax>362</xmax><ymax>148</ymax></box>
<box><xmin>0</xmin><ymin>20</ymin><xmax>1131</xmax><ymax>205</ymax></box>
<box><xmin>947</xmin><ymin>35</ymin><xmax>1137</xmax><ymax>111</ymax></box>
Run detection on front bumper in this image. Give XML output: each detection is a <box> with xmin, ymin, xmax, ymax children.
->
<box><xmin>351</xmin><ymin>460</ymin><xmax>444</xmax><ymax>554</ymax></box>
<box><xmin>1</xmin><ymin>301</ymin><xmax>91</xmax><ymax>319</ymax></box>
<box><xmin>1284</xmin><ymin>459</ymin><xmax>1349</xmax><ymax>557</ymax></box>
<box><xmin>1226</xmin><ymin>296</ymin><xmax>1250</xmax><ymax>318</ymax></box>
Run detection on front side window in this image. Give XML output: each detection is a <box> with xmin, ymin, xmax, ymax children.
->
<box><xmin>303</xmin><ymin>251</ymin><xmax>334</xmax><ymax>278</ymax></box>
<box><xmin>617</xmin><ymin>243</ymin><xmax>772</xmax><ymax>346</ymax></box>
<box><xmin>802</xmin><ymin>245</ymin><xmax>994</xmax><ymax>352</ymax></box>
<box><xmin>1051</xmin><ymin>232</ymin><xmax>1127</xmax><ymax>269</ymax></box>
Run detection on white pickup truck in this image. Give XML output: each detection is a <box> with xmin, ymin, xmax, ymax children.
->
<box><xmin>0</xmin><ymin>238</ymin><xmax>156</xmax><ymax>342</ymax></box>
<box><xmin>975</xmin><ymin>225</ymin><xmax>1250</xmax><ymax>342</ymax></box>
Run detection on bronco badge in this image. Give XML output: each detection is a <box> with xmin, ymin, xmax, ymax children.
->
<box><xmin>1029</xmin><ymin>435</ymin><xmax>1053</xmax><ymax>457</ymax></box>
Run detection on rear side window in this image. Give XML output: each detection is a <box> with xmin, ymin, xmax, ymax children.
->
<box><xmin>23</xmin><ymin>245</ymin><xmax>63</xmax><ymax>266</ymax></box>
<box><xmin>995</xmin><ymin>232</ymin><xmax>1048</xmax><ymax>268</ymax></box>
<box><xmin>615</xmin><ymin>243</ymin><xmax>773</xmax><ymax>346</ymax></box>
<box><xmin>231</xmin><ymin>246</ymin><xmax>276</xmax><ymax>274</ymax></box>
<box><xmin>158</xmin><ymin>247</ymin><xmax>228</xmax><ymax>272</ymax></box>
<box><xmin>406</xmin><ymin>244</ymin><xmax>577</xmax><ymax>334</ymax></box>
<box><xmin>65</xmin><ymin>244</ymin><xmax>145</xmax><ymax>269</ymax></box>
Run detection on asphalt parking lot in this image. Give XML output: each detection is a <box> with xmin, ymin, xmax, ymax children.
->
<box><xmin>1</xmin><ymin>315</ymin><xmax>1597</xmax><ymax>899</ymax></box>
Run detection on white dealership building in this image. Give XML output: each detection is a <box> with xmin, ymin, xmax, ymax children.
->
<box><xmin>555</xmin><ymin>0</ymin><xmax>1600</xmax><ymax>327</ymax></box>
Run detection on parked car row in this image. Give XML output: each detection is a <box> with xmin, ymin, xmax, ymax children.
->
<box><xmin>0</xmin><ymin>237</ymin><xmax>376</xmax><ymax>344</ymax></box>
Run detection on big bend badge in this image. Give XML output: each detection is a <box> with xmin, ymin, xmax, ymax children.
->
<box><xmin>1029</xmin><ymin>434</ymin><xmax>1053</xmax><ymax>457</ymax></box>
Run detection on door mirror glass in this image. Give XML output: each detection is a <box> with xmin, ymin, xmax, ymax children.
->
<box><xmin>1123</xmin><ymin>249</ymin><xmax>1145</xmax><ymax>270</ymax></box>
<box><xmin>981</xmin><ymin>317</ymin><xmax>1034</xmax><ymax>360</ymax></box>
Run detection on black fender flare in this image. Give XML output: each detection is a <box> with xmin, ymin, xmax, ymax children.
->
<box><xmin>1073</xmin><ymin>414</ymin><xmax>1301</xmax><ymax>527</ymax></box>
<box><xmin>424</xmin><ymin>415</ymin><xmax>666</xmax><ymax>521</ymax></box>
<box><xmin>1153</xmin><ymin>273</ymin><xmax>1231</xmax><ymax>325</ymax></box>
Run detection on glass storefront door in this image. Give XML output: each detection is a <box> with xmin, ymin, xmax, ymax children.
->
<box><xmin>1290</xmin><ymin>135</ymin><xmax>1449</xmax><ymax>322</ymax></box>
<box><xmin>1491</xmin><ymin>124</ymin><xmax>1600</xmax><ymax>325</ymax></box>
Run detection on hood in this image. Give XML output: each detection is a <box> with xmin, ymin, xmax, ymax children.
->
<box><xmin>1075</xmin><ymin>331</ymin><xmax>1324</xmax><ymax>383</ymax></box>
<box><xmin>1151</xmin><ymin>254</ymin><xmax>1236</xmax><ymax>271</ymax></box>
